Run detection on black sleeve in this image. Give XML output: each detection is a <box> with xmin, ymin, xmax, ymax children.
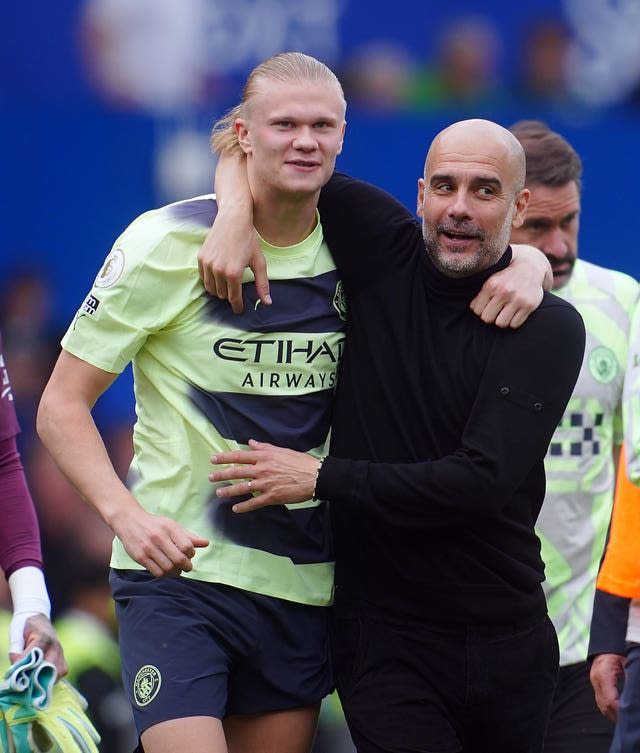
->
<box><xmin>588</xmin><ymin>588</ymin><xmax>630</xmax><ymax>659</ymax></box>
<box><xmin>318</xmin><ymin>172</ymin><xmax>419</xmax><ymax>294</ymax></box>
<box><xmin>587</xmin><ymin>489</ymin><xmax>632</xmax><ymax>660</ymax></box>
<box><xmin>316</xmin><ymin>300</ymin><xmax>586</xmax><ymax>529</ymax></box>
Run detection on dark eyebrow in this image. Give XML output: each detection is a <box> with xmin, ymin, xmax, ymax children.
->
<box><xmin>471</xmin><ymin>176</ymin><xmax>503</xmax><ymax>191</ymax></box>
<box><xmin>429</xmin><ymin>173</ymin><xmax>454</xmax><ymax>187</ymax></box>
<box><xmin>522</xmin><ymin>215</ymin><xmax>552</xmax><ymax>228</ymax></box>
<box><xmin>523</xmin><ymin>209</ymin><xmax>580</xmax><ymax>227</ymax></box>
<box><xmin>429</xmin><ymin>173</ymin><xmax>503</xmax><ymax>191</ymax></box>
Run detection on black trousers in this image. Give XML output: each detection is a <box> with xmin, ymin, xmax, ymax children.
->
<box><xmin>331</xmin><ymin>600</ymin><xmax>559</xmax><ymax>753</ymax></box>
<box><xmin>543</xmin><ymin>661</ymin><xmax>615</xmax><ymax>753</ymax></box>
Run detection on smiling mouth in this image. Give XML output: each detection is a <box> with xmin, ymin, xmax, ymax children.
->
<box><xmin>441</xmin><ymin>230</ymin><xmax>480</xmax><ymax>241</ymax></box>
<box><xmin>438</xmin><ymin>222</ymin><xmax>482</xmax><ymax>240</ymax></box>
<box><xmin>287</xmin><ymin>160</ymin><xmax>319</xmax><ymax>168</ymax></box>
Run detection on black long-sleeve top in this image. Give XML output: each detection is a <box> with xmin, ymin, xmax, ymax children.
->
<box><xmin>316</xmin><ymin>173</ymin><xmax>585</xmax><ymax>625</ymax></box>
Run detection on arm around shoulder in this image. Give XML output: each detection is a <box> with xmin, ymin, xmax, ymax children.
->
<box><xmin>197</xmin><ymin>152</ymin><xmax>266</xmax><ymax>312</ymax></box>
<box><xmin>470</xmin><ymin>244</ymin><xmax>552</xmax><ymax>329</ymax></box>
<box><xmin>318</xmin><ymin>172</ymin><xmax>419</xmax><ymax>289</ymax></box>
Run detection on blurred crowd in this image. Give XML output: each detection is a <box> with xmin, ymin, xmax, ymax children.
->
<box><xmin>76</xmin><ymin>3</ymin><xmax>640</xmax><ymax>120</ymax></box>
<box><xmin>338</xmin><ymin>12</ymin><xmax>640</xmax><ymax>117</ymax></box>
<box><xmin>69</xmin><ymin>5</ymin><xmax>640</xmax><ymax>209</ymax></box>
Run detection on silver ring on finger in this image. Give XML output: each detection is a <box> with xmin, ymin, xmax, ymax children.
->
<box><xmin>248</xmin><ymin>480</ymin><xmax>252</xmax><ymax>491</ymax></box>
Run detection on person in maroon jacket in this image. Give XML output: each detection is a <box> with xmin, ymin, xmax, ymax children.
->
<box><xmin>0</xmin><ymin>329</ymin><xmax>66</xmax><ymax>676</ymax></box>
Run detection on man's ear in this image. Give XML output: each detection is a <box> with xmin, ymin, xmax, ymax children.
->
<box><xmin>235</xmin><ymin>119</ymin><xmax>252</xmax><ymax>155</ymax></box>
<box><xmin>336</xmin><ymin>120</ymin><xmax>347</xmax><ymax>156</ymax></box>
<box><xmin>512</xmin><ymin>188</ymin><xmax>530</xmax><ymax>229</ymax></box>
<box><xmin>416</xmin><ymin>178</ymin><xmax>426</xmax><ymax>218</ymax></box>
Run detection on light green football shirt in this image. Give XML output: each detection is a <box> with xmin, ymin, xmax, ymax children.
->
<box><xmin>537</xmin><ymin>258</ymin><xmax>638</xmax><ymax>664</ymax></box>
<box><xmin>62</xmin><ymin>195</ymin><xmax>346</xmax><ymax>606</ymax></box>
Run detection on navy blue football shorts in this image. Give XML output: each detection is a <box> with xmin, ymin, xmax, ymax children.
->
<box><xmin>110</xmin><ymin>569</ymin><xmax>332</xmax><ymax>736</ymax></box>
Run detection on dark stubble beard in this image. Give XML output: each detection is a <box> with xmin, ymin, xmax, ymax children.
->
<box><xmin>421</xmin><ymin>212</ymin><xmax>514</xmax><ymax>279</ymax></box>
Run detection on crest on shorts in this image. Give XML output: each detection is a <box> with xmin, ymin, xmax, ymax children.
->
<box><xmin>95</xmin><ymin>248</ymin><xmax>125</xmax><ymax>288</ymax></box>
<box><xmin>133</xmin><ymin>664</ymin><xmax>162</xmax><ymax>706</ymax></box>
<box><xmin>333</xmin><ymin>280</ymin><xmax>347</xmax><ymax>321</ymax></box>
<box><xmin>588</xmin><ymin>346</ymin><xmax>617</xmax><ymax>384</ymax></box>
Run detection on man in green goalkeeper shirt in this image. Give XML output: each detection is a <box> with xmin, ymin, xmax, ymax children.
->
<box><xmin>509</xmin><ymin>120</ymin><xmax>639</xmax><ymax>753</ymax></box>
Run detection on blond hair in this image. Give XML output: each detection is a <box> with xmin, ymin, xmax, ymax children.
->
<box><xmin>210</xmin><ymin>52</ymin><xmax>345</xmax><ymax>156</ymax></box>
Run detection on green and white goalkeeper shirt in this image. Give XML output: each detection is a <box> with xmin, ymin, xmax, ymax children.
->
<box><xmin>537</xmin><ymin>258</ymin><xmax>638</xmax><ymax>665</ymax></box>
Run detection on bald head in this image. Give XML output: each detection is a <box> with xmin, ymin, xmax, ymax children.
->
<box><xmin>425</xmin><ymin>119</ymin><xmax>526</xmax><ymax>196</ymax></box>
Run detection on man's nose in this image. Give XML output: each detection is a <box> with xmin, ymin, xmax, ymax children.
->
<box><xmin>447</xmin><ymin>191</ymin><xmax>472</xmax><ymax>219</ymax></box>
<box><xmin>292</xmin><ymin>127</ymin><xmax>318</xmax><ymax>150</ymax></box>
<box><xmin>541</xmin><ymin>227</ymin><xmax>568</xmax><ymax>259</ymax></box>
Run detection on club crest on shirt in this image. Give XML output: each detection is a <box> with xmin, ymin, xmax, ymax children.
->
<box><xmin>588</xmin><ymin>346</ymin><xmax>617</xmax><ymax>384</ymax></box>
<box><xmin>95</xmin><ymin>248</ymin><xmax>125</xmax><ymax>288</ymax></box>
<box><xmin>333</xmin><ymin>280</ymin><xmax>347</xmax><ymax>321</ymax></box>
<box><xmin>133</xmin><ymin>664</ymin><xmax>162</xmax><ymax>706</ymax></box>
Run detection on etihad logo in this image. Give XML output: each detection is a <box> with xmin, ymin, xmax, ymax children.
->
<box><xmin>213</xmin><ymin>337</ymin><xmax>344</xmax><ymax>365</ymax></box>
<box><xmin>241</xmin><ymin>370</ymin><xmax>337</xmax><ymax>389</ymax></box>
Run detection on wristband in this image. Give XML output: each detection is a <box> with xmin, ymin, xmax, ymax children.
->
<box><xmin>312</xmin><ymin>456</ymin><xmax>326</xmax><ymax>501</ymax></box>
<box><xmin>8</xmin><ymin>567</ymin><xmax>51</xmax><ymax>654</ymax></box>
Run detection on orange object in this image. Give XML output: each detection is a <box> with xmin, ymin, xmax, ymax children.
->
<box><xmin>597</xmin><ymin>447</ymin><xmax>640</xmax><ymax>598</ymax></box>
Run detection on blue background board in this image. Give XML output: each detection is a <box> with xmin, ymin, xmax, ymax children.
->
<box><xmin>3</xmin><ymin>0</ymin><xmax>640</xmax><ymax>331</ymax></box>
